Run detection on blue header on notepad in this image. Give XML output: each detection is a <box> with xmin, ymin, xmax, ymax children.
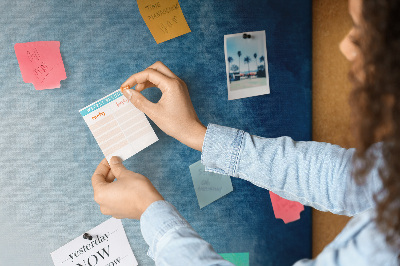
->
<box><xmin>80</xmin><ymin>91</ymin><xmax>123</xmax><ymax>117</ymax></box>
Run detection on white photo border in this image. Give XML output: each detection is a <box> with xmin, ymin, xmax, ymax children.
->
<box><xmin>224</xmin><ymin>30</ymin><xmax>270</xmax><ymax>100</ymax></box>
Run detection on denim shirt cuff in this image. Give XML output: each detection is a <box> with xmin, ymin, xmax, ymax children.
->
<box><xmin>201</xmin><ymin>123</ymin><xmax>245</xmax><ymax>176</ymax></box>
<box><xmin>140</xmin><ymin>200</ymin><xmax>192</xmax><ymax>260</ymax></box>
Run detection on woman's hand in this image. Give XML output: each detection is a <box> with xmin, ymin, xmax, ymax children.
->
<box><xmin>91</xmin><ymin>157</ymin><xmax>164</xmax><ymax>219</ymax></box>
<box><xmin>120</xmin><ymin>61</ymin><xmax>206</xmax><ymax>152</ymax></box>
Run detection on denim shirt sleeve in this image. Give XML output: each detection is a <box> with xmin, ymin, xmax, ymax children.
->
<box><xmin>140</xmin><ymin>200</ymin><xmax>234</xmax><ymax>266</ymax></box>
<box><xmin>201</xmin><ymin>124</ymin><xmax>381</xmax><ymax>216</ymax></box>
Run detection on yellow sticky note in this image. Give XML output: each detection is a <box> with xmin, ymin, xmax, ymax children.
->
<box><xmin>137</xmin><ymin>0</ymin><xmax>191</xmax><ymax>44</ymax></box>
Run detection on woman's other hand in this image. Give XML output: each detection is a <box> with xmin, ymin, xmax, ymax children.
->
<box><xmin>91</xmin><ymin>157</ymin><xmax>164</xmax><ymax>219</ymax></box>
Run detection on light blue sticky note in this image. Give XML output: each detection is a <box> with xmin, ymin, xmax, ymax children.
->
<box><xmin>219</xmin><ymin>253</ymin><xmax>249</xmax><ymax>266</ymax></box>
<box><xmin>189</xmin><ymin>160</ymin><xmax>233</xmax><ymax>209</ymax></box>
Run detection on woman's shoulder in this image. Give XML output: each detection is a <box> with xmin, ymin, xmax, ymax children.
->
<box><xmin>322</xmin><ymin>209</ymin><xmax>399</xmax><ymax>265</ymax></box>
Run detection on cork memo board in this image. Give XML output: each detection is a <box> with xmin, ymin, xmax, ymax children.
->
<box><xmin>312</xmin><ymin>0</ymin><xmax>353</xmax><ymax>257</ymax></box>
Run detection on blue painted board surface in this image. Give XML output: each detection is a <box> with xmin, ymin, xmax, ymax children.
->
<box><xmin>0</xmin><ymin>0</ymin><xmax>311</xmax><ymax>265</ymax></box>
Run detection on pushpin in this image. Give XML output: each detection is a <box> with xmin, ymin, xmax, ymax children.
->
<box><xmin>83</xmin><ymin>233</ymin><xmax>93</xmax><ymax>240</ymax></box>
<box><xmin>242</xmin><ymin>33</ymin><xmax>251</xmax><ymax>39</ymax></box>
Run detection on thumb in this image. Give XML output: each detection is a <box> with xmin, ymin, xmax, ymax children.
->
<box><xmin>109</xmin><ymin>156</ymin><xmax>127</xmax><ymax>177</ymax></box>
<box><xmin>122</xmin><ymin>88</ymin><xmax>154</xmax><ymax>114</ymax></box>
<box><xmin>92</xmin><ymin>159</ymin><xmax>111</xmax><ymax>189</ymax></box>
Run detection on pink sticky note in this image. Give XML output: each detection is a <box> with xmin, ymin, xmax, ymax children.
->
<box><xmin>269</xmin><ymin>191</ymin><xmax>304</xmax><ymax>224</ymax></box>
<box><xmin>14</xmin><ymin>41</ymin><xmax>67</xmax><ymax>90</ymax></box>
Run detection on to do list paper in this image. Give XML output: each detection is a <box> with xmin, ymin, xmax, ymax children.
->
<box><xmin>79</xmin><ymin>90</ymin><xmax>158</xmax><ymax>162</ymax></box>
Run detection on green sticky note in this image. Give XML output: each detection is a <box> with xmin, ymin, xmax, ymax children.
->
<box><xmin>189</xmin><ymin>160</ymin><xmax>233</xmax><ymax>208</ymax></box>
<box><xmin>219</xmin><ymin>253</ymin><xmax>249</xmax><ymax>266</ymax></box>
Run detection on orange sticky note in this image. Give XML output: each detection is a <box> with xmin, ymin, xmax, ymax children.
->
<box><xmin>137</xmin><ymin>0</ymin><xmax>191</xmax><ymax>44</ymax></box>
<box><xmin>14</xmin><ymin>41</ymin><xmax>67</xmax><ymax>90</ymax></box>
<box><xmin>269</xmin><ymin>191</ymin><xmax>304</xmax><ymax>224</ymax></box>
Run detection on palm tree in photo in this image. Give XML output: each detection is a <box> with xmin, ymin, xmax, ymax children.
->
<box><xmin>231</xmin><ymin>64</ymin><xmax>239</xmax><ymax>73</ymax></box>
<box><xmin>253</xmin><ymin>53</ymin><xmax>258</xmax><ymax>71</ymax></box>
<box><xmin>228</xmin><ymin>56</ymin><xmax>233</xmax><ymax>73</ymax></box>
<box><xmin>227</xmin><ymin>56</ymin><xmax>234</xmax><ymax>83</ymax></box>
<box><xmin>244</xmin><ymin>56</ymin><xmax>251</xmax><ymax>78</ymax></box>
<box><xmin>260</xmin><ymin>55</ymin><xmax>265</xmax><ymax>72</ymax></box>
<box><xmin>237</xmin><ymin>51</ymin><xmax>242</xmax><ymax>77</ymax></box>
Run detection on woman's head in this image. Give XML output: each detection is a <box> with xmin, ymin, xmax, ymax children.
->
<box><xmin>341</xmin><ymin>0</ymin><xmax>400</xmax><ymax>250</ymax></box>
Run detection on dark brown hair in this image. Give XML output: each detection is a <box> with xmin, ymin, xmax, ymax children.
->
<box><xmin>350</xmin><ymin>0</ymin><xmax>400</xmax><ymax>251</ymax></box>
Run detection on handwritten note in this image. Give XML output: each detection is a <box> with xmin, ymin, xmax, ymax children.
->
<box><xmin>269</xmin><ymin>191</ymin><xmax>304</xmax><ymax>224</ymax></box>
<box><xmin>189</xmin><ymin>160</ymin><xmax>233</xmax><ymax>209</ymax></box>
<box><xmin>137</xmin><ymin>0</ymin><xmax>191</xmax><ymax>44</ymax></box>
<box><xmin>219</xmin><ymin>253</ymin><xmax>249</xmax><ymax>266</ymax></box>
<box><xmin>14</xmin><ymin>41</ymin><xmax>67</xmax><ymax>90</ymax></box>
<box><xmin>79</xmin><ymin>89</ymin><xmax>158</xmax><ymax>162</ymax></box>
<box><xmin>51</xmin><ymin>218</ymin><xmax>138</xmax><ymax>266</ymax></box>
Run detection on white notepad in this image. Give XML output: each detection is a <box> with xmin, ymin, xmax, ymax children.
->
<box><xmin>79</xmin><ymin>89</ymin><xmax>158</xmax><ymax>162</ymax></box>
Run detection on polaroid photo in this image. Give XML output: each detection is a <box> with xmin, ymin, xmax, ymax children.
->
<box><xmin>224</xmin><ymin>30</ymin><xmax>270</xmax><ymax>100</ymax></box>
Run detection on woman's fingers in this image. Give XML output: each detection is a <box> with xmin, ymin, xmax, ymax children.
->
<box><xmin>120</xmin><ymin>68</ymin><xmax>175</xmax><ymax>93</ymax></box>
<box><xmin>147</xmin><ymin>61</ymin><xmax>178</xmax><ymax>79</ymax></box>
<box><xmin>120</xmin><ymin>61</ymin><xmax>179</xmax><ymax>93</ymax></box>
<box><xmin>121</xmin><ymin>88</ymin><xmax>158</xmax><ymax>116</ymax></box>
<box><xmin>92</xmin><ymin>159</ymin><xmax>111</xmax><ymax>203</ymax></box>
<box><xmin>135</xmin><ymin>81</ymin><xmax>156</xmax><ymax>92</ymax></box>
<box><xmin>105</xmin><ymin>168</ymin><xmax>116</xmax><ymax>183</ymax></box>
